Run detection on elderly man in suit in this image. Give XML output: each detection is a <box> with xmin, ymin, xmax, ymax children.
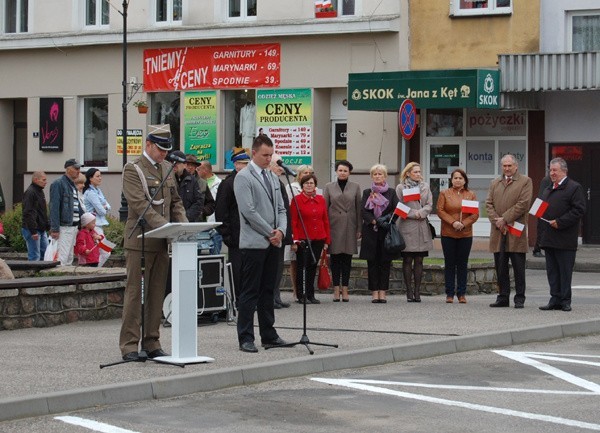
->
<box><xmin>233</xmin><ymin>135</ymin><xmax>288</xmax><ymax>353</ymax></box>
<box><xmin>538</xmin><ymin>157</ymin><xmax>586</xmax><ymax>312</ymax></box>
<box><xmin>119</xmin><ymin>124</ymin><xmax>188</xmax><ymax>362</ymax></box>
<box><xmin>485</xmin><ymin>154</ymin><xmax>533</xmax><ymax>309</ymax></box>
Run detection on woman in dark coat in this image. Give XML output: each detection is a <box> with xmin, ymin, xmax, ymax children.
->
<box><xmin>359</xmin><ymin>164</ymin><xmax>400</xmax><ymax>303</ymax></box>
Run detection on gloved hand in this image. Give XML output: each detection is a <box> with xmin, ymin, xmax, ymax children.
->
<box><xmin>376</xmin><ymin>216</ymin><xmax>390</xmax><ymax>230</ymax></box>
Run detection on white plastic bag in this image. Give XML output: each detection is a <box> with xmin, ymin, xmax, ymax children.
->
<box><xmin>44</xmin><ymin>238</ymin><xmax>59</xmax><ymax>262</ymax></box>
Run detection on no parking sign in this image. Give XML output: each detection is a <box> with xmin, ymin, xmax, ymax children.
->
<box><xmin>399</xmin><ymin>99</ymin><xmax>417</xmax><ymax>140</ymax></box>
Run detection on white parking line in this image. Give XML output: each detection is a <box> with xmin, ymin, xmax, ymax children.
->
<box><xmin>55</xmin><ymin>416</ymin><xmax>139</xmax><ymax>433</ymax></box>
<box><xmin>572</xmin><ymin>285</ymin><xmax>600</xmax><ymax>290</ymax></box>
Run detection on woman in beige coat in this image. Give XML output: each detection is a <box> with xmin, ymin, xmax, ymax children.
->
<box><xmin>323</xmin><ymin>160</ymin><xmax>362</xmax><ymax>302</ymax></box>
<box><xmin>396</xmin><ymin>162</ymin><xmax>433</xmax><ymax>302</ymax></box>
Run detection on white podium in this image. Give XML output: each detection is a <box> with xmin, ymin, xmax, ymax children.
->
<box><xmin>143</xmin><ymin>222</ymin><xmax>220</xmax><ymax>364</ymax></box>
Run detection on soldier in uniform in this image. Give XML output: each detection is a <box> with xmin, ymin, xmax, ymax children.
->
<box><xmin>119</xmin><ymin>124</ymin><xmax>188</xmax><ymax>361</ymax></box>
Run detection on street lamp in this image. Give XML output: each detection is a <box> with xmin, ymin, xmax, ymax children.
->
<box><xmin>118</xmin><ymin>0</ymin><xmax>129</xmax><ymax>222</ymax></box>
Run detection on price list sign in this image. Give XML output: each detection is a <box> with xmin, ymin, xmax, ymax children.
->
<box><xmin>256</xmin><ymin>88</ymin><xmax>313</xmax><ymax>166</ymax></box>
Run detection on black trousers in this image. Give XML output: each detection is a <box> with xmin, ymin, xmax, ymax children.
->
<box><xmin>295</xmin><ymin>240</ymin><xmax>324</xmax><ymax>300</ymax></box>
<box><xmin>441</xmin><ymin>236</ymin><xmax>473</xmax><ymax>297</ymax></box>
<box><xmin>493</xmin><ymin>251</ymin><xmax>526</xmax><ymax>304</ymax></box>
<box><xmin>237</xmin><ymin>246</ymin><xmax>280</xmax><ymax>345</ymax></box>
<box><xmin>330</xmin><ymin>253</ymin><xmax>352</xmax><ymax>286</ymax></box>
<box><xmin>544</xmin><ymin>247</ymin><xmax>576</xmax><ymax>307</ymax></box>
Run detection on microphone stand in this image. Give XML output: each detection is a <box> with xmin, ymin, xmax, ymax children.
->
<box><xmin>265</xmin><ymin>166</ymin><xmax>338</xmax><ymax>355</ymax></box>
<box><xmin>101</xmin><ymin>159</ymin><xmax>184</xmax><ymax>369</ymax></box>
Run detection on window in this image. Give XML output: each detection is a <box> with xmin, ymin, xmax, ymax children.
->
<box><xmin>228</xmin><ymin>0</ymin><xmax>256</xmax><ymax>19</ymax></box>
<box><xmin>450</xmin><ymin>0</ymin><xmax>512</xmax><ymax>17</ymax></box>
<box><xmin>223</xmin><ymin>89</ymin><xmax>256</xmax><ymax>170</ymax></box>
<box><xmin>150</xmin><ymin>92</ymin><xmax>181</xmax><ymax>150</ymax></box>
<box><xmin>85</xmin><ymin>0</ymin><xmax>109</xmax><ymax>27</ymax></box>
<box><xmin>336</xmin><ymin>0</ymin><xmax>355</xmax><ymax>16</ymax></box>
<box><xmin>572</xmin><ymin>14</ymin><xmax>600</xmax><ymax>52</ymax></box>
<box><xmin>156</xmin><ymin>0</ymin><xmax>182</xmax><ymax>23</ymax></box>
<box><xmin>4</xmin><ymin>0</ymin><xmax>28</xmax><ymax>33</ymax></box>
<box><xmin>83</xmin><ymin>97</ymin><xmax>108</xmax><ymax>167</ymax></box>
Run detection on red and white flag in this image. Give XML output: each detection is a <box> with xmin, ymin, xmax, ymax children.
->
<box><xmin>402</xmin><ymin>187</ymin><xmax>420</xmax><ymax>202</ymax></box>
<box><xmin>98</xmin><ymin>238</ymin><xmax>116</xmax><ymax>253</ymax></box>
<box><xmin>529</xmin><ymin>198</ymin><xmax>549</xmax><ymax>218</ymax></box>
<box><xmin>461</xmin><ymin>199</ymin><xmax>479</xmax><ymax>214</ymax></box>
<box><xmin>506</xmin><ymin>221</ymin><xmax>525</xmax><ymax>237</ymax></box>
<box><xmin>394</xmin><ymin>202</ymin><xmax>411</xmax><ymax>219</ymax></box>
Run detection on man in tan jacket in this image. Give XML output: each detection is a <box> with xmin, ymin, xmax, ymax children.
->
<box><xmin>119</xmin><ymin>124</ymin><xmax>188</xmax><ymax>361</ymax></box>
<box><xmin>485</xmin><ymin>154</ymin><xmax>533</xmax><ymax>309</ymax></box>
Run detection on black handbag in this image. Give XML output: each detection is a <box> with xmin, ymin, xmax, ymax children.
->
<box><xmin>384</xmin><ymin>222</ymin><xmax>406</xmax><ymax>254</ymax></box>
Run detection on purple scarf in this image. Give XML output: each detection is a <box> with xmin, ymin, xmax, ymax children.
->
<box><xmin>365</xmin><ymin>182</ymin><xmax>390</xmax><ymax>219</ymax></box>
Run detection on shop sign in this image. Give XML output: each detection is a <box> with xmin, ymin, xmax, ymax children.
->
<box><xmin>335</xmin><ymin>123</ymin><xmax>347</xmax><ymax>162</ymax></box>
<box><xmin>348</xmin><ymin>69</ymin><xmax>500</xmax><ymax>111</ymax></box>
<box><xmin>184</xmin><ymin>91</ymin><xmax>217</xmax><ymax>165</ymax></box>
<box><xmin>39</xmin><ymin>98</ymin><xmax>64</xmax><ymax>152</ymax></box>
<box><xmin>466</xmin><ymin>109</ymin><xmax>526</xmax><ymax>136</ymax></box>
<box><xmin>256</xmin><ymin>88</ymin><xmax>312</xmax><ymax>166</ymax></box>
<box><xmin>116</xmin><ymin>129</ymin><xmax>143</xmax><ymax>156</ymax></box>
<box><xmin>144</xmin><ymin>44</ymin><xmax>280</xmax><ymax>91</ymax></box>
<box><xmin>552</xmin><ymin>145</ymin><xmax>583</xmax><ymax>161</ymax></box>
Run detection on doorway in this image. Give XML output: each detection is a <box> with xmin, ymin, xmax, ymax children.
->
<box><xmin>549</xmin><ymin>143</ymin><xmax>600</xmax><ymax>244</ymax></box>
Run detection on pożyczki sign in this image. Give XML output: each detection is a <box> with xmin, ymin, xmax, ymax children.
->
<box><xmin>348</xmin><ymin>69</ymin><xmax>500</xmax><ymax>111</ymax></box>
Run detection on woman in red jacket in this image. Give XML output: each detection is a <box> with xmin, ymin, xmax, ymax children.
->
<box><xmin>290</xmin><ymin>174</ymin><xmax>331</xmax><ymax>304</ymax></box>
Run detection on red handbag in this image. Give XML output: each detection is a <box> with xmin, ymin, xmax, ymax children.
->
<box><xmin>317</xmin><ymin>249</ymin><xmax>332</xmax><ymax>291</ymax></box>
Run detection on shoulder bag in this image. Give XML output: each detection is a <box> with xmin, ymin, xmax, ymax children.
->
<box><xmin>384</xmin><ymin>220</ymin><xmax>406</xmax><ymax>254</ymax></box>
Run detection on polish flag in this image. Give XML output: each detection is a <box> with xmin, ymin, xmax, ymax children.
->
<box><xmin>402</xmin><ymin>187</ymin><xmax>420</xmax><ymax>202</ymax></box>
<box><xmin>394</xmin><ymin>202</ymin><xmax>411</xmax><ymax>219</ymax></box>
<box><xmin>98</xmin><ymin>238</ymin><xmax>116</xmax><ymax>253</ymax></box>
<box><xmin>507</xmin><ymin>221</ymin><xmax>525</xmax><ymax>237</ymax></box>
<box><xmin>529</xmin><ymin>198</ymin><xmax>549</xmax><ymax>218</ymax></box>
<box><xmin>461</xmin><ymin>199</ymin><xmax>479</xmax><ymax>214</ymax></box>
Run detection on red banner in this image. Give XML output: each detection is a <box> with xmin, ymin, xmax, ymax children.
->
<box><xmin>143</xmin><ymin>44</ymin><xmax>280</xmax><ymax>91</ymax></box>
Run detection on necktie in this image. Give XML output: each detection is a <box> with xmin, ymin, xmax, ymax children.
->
<box><xmin>261</xmin><ymin>169</ymin><xmax>272</xmax><ymax>198</ymax></box>
<box><xmin>506</xmin><ymin>176</ymin><xmax>512</xmax><ymax>186</ymax></box>
<box><xmin>553</xmin><ymin>182</ymin><xmax>559</xmax><ymax>189</ymax></box>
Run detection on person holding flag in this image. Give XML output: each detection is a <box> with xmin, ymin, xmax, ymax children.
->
<box><xmin>436</xmin><ymin>169</ymin><xmax>479</xmax><ymax>304</ymax></box>
<box><xmin>537</xmin><ymin>157</ymin><xmax>586</xmax><ymax>312</ymax></box>
<box><xmin>359</xmin><ymin>164</ymin><xmax>400</xmax><ymax>303</ymax></box>
<box><xmin>485</xmin><ymin>154</ymin><xmax>533</xmax><ymax>309</ymax></box>
<box><xmin>396</xmin><ymin>162</ymin><xmax>433</xmax><ymax>303</ymax></box>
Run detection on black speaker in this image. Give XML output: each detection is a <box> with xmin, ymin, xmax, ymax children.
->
<box><xmin>197</xmin><ymin>255</ymin><xmax>226</xmax><ymax>312</ymax></box>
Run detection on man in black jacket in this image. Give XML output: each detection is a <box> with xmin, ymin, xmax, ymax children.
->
<box><xmin>170</xmin><ymin>150</ymin><xmax>203</xmax><ymax>222</ymax></box>
<box><xmin>22</xmin><ymin>171</ymin><xmax>50</xmax><ymax>261</ymax></box>
<box><xmin>538</xmin><ymin>157</ymin><xmax>586</xmax><ymax>312</ymax></box>
<box><xmin>215</xmin><ymin>148</ymin><xmax>250</xmax><ymax>301</ymax></box>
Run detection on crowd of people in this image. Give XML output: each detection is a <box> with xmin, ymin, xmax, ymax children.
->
<box><xmin>17</xmin><ymin>124</ymin><xmax>587</xmax><ymax>358</ymax></box>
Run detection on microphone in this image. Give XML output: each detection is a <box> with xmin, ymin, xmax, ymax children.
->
<box><xmin>166</xmin><ymin>153</ymin><xmax>186</xmax><ymax>163</ymax></box>
<box><xmin>276</xmin><ymin>159</ymin><xmax>296</xmax><ymax>176</ymax></box>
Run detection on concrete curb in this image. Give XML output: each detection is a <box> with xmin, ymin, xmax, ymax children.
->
<box><xmin>1</xmin><ymin>319</ymin><xmax>599</xmax><ymax>423</ymax></box>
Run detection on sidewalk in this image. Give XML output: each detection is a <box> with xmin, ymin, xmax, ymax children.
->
<box><xmin>1</xmin><ymin>265</ymin><xmax>599</xmax><ymax>422</ymax></box>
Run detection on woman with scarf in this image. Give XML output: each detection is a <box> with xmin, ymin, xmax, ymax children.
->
<box><xmin>83</xmin><ymin>168</ymin><xmax>111</xmax><ymax>267</ymax></box>
<box><xmin>359</xmin><ymin>164</ymin><xmax>400</xmax><ymax>303</ymax></box>
<box><xmin>290</xmin><ymin>173</ymin><xmax>331</xmax><ymax>304</ymax></box>
<box><xmin>396</xmin><ymin>162</ymin><xmax>433</xmax><ymax>302</ymax></box>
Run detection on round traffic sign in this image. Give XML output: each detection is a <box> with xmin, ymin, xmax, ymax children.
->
<box><xmin>399</xmin><ymin>99</ymin><xmax>417</xmax><ymax>140</ymax></box>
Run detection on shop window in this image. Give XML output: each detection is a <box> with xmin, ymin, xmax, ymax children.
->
<box><xmin>228</xmin><ymin>0</ymin><xmax>256</xmax><ymax>19</ymax></box>
<box><xmin>223</xmin><ymin>89</ymin><xmax>256</xmax><ymax>170</ymax></box>
<box><xmin>450</xmin><ymin>0</ymin><xmax>511</xmax><ymax>17</ymax></box>
<box><xmin>83</xmin><ymin>97</ymin><xmax>108</xmax><ymax>167</ymax></box>
<box><xmin>85</xmin><ymin>0</ymin><xmax>109</xmax><ymax>27</ymax></box>
<box><xmin>426</xmin><ymin>109</ymin><xmax>463</xmax><ymax>137</ymax></box>
<box><xmin>315</xmin><ymin>0</ymin><xmax>355</xmax><ymax>18</ymax></box>
<box><xmin>571</xmin><ymin>14</ymin><xmax>600</xmax><ymax>52</ymax></box>
<box><xmin>156</xmin><ymin>0</ymin><xmax>182</xmax><ymax>23</ymax></box>
<box><xmin>4</xmin><ymin>0</ymin><xmax>28</xmax><ymax>33</ymax></box>
<box><xmin>150</xmin><ymin>92</ymin><xmax>181</xmax><ymax>150</ymax></box>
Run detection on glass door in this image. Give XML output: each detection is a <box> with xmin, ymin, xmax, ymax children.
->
<box><xmin>426</xmin><ymin>140</ymin><xmax>462</xmax><ymax>212</ymax></box>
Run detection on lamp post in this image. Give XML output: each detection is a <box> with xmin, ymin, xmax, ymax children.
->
<box><xmin>118</xmin><ymin>0</ymin><xmax>129</xmax><ymax>222</ymax></box>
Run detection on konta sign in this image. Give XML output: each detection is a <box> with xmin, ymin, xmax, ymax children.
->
<box><xmin>348</xmin><ymin>69</ymin><xmax>500</xmax><ymax>111</ymax></box>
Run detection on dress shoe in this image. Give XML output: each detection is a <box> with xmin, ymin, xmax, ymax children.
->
<box><xmin>239</xmin><ymin>342</ymin><xmax>258</xmax><ymax>353</ymax></box>
<box><xmin>333</xmin><ymin>297</ymin><xmax>341</xmax><ymax>302</ymax></box>
<box><xmin>562</xmin><ymin>305</ymin><xmax>572</xmax><ymax>312</ymax></box>
<box><xmin>372</xmin><ymin>299</ymin><xmax>379</xmax><ymax>303</ymax></box>
<box><xmin>446</xmin><ymin>296</ymin><xmax>454</xmax><ymax>303</ymax></box>
<box><xmin>279</xmin><ymin>301</ymin><xmax>291</xmax><ymax>308</ymax></box>
<box><xmin>514</xmin><ymin>303</ymin><xmax>524</xmax><ymax>309</ymax></box>
<box><xmin>261</xmin><ymin>337</ymin><xmax>288</xmax><ymax>348</ymax></box>
<box><xmin>273</xmin><ymin>302</ymin><xmax>283</xmax><ymax>309</ymax></box>
<box><xmin>379</xmin><ymin>299</ymin><xmax>387</xmax><ymax>304</ymax></box>
<box><xmin>147</xmin><ymin>348</ymin><xmax>169</xmax><ymax>358</ymax></box>
<box><xmin>122</xmin><ymin>351</ymin><xmax>139</xmax><ymax>361</ymax></box>
<box><xmin>489</xmin><ymin>300</ymin><xmax>509</xmax><ymax>308</ymax></box>
<box><xmin>308</xmin><ymin>297</ymin><xmax>321</xmax><ymax>304</ymax></box>
<box><xmin>539</xmin><ymin>303</ymin><xmax>561</xmax><ymax>311</ymax></box>
<box><xmin>342</xmin><ymin>298</ymin><xmax>349</xmax><ymax>303</ymax></box>
<box><xmin>458</xmin><ymin>296</ymin><xmax>467</xmax><ymax>304</ymax></box>
<box><xmin>532</xmin><ymin>251</ymin><xmax>544</xmax><ymax>258</ymax></box>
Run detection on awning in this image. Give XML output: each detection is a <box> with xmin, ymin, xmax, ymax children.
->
<box><xmin>347</xmin><ymin>69</ymin><xmax>500</xmax><ymax>111</ymax></box>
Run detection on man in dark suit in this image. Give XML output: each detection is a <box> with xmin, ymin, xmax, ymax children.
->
<box><xmin>233</xmin><ymin>135</ymin><xmax>288</xmax><ymax>353</ymax></box>
<box><xmin>119</xmin><ymin>124</ymin><xmax>188</xmax><ymax>361</ymax></box>
<box><xmin>538</xmin><ymin>157</ymin><xmax>586</xmax><ymax>312</ymax></box>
